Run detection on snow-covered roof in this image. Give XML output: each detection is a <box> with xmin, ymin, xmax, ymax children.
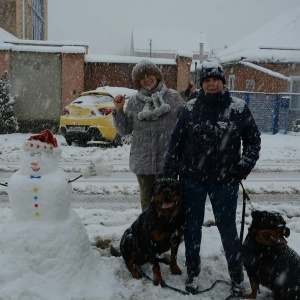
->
<box><xmin>0</xmin><ymin>26</ymin><xmax>89</xmax><ymax>53</ymax></box>
<box><xmin>85</xmin><ymin>54</ymin><xmax>176</xmax><ymax>65</ymax></box>
<box><xmin>217</xmin><ymin>6</ymin><xmax>300</xmax><ymax>64</ymax></box>
<box><xmin>0</xmin><ymin>43</ymin><xmax>86</xmax><ymax>54</ymax></box>
<box><xmin>131</xmin><ymin>28</ymin><xmax>210</xmax><ymax>55</ymax></box>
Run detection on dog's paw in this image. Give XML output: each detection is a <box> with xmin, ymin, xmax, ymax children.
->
<box><xmin>243</xmin><ymin>292</ymin><xmax>257</xmax><ymax>299</ymax></box>
<box><xmin>131</xmin><ymin>269</ymin><xmax>143</xmax><ymax>279</ymax></box>
<box><xmin>170</xmin><ymin>264</ymin><xmax>182</xmax><ymax>275</ymax></box>
<box><xmin>153</xmin><ymin>278</ymin><xmax>166</xmax><ymax>287</ymax></box>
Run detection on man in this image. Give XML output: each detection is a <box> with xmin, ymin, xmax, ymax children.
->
<box><xmin>164</xmin><ymin>58</ymin><xmax>261</xmax><ymax>296</ymax></box>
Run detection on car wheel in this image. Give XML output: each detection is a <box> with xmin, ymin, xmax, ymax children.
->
<box><xmin>65</xmin><ymin>137</ymin><xmax>72</xmax><ymax>146</ymax></box>
<box><xmin>111</xmin><ymin>134</ymin><xmax>122</xmax><ymax>147</ymax></box>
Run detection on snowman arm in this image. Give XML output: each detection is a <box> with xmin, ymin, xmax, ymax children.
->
<box><xmin>68</xmin><ymin>160</ymin><xmax>113</xmax><ymax>183</ymax></box>
<box><xmin>81</xmin><ymin>161</ymin><xmax>113</xmax><ymax>178</ymax></box>
<box><xmin>68</xmin><ymin>175</ymin><xmax>82</xmax><ymax>183</ymax></box>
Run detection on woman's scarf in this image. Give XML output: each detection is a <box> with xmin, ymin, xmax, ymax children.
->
<box><xmin>137</xmin><ymin>82</ymin><xmax>170</xmax><ymax>121</ymax></box>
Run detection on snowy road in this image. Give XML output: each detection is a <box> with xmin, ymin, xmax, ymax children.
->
<box><xmin>0</xmin><ymin>164</ymin><xmax>299</xmax><ymax>209</ymax></box>
<box><xmin>0</xmin><ymin>155</ymin><xmax>299</xmax><ymax>211</ymax></box>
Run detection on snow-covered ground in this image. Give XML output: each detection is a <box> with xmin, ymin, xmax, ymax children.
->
<box><xmin>0</xmin><ymin>132</ymin><xmax>299</xmax><ymax>300</ymax></box>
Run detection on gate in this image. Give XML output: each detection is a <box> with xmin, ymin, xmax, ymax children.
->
<box><xmin>11</xmin><ymin>51</ymin><xmax>62</xmax><ymax>133</ymax></box>
<box><xmin>230</xmin><ymin>92</ymin><xmax>300</xmax><ymax>134</ymax></box>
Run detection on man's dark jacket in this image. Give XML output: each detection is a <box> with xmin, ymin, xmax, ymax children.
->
<box><xmin>164</xmin><ymin>88</ymin><xmax>261</xmax><ymax>183</ymax></box>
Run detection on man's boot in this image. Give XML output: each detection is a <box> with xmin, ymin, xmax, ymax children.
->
<box><xmin>185</xmin><ymin>258</ymin><xmax>201</xmax><ymax>294</ymax></box>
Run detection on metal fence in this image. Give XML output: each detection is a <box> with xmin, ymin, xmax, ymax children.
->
<box><xmin>230</xmin><ymin>92</ymin><xmax>300</xmax><ymax>134</ymax></box>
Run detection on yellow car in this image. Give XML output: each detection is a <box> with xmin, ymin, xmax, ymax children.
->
<box><xmin>59</xmin><ymin>86</ymin><xmax>137</xmax><ymax>146</ymax></box>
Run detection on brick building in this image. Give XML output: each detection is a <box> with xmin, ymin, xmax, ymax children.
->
<box><xmin>216</xmin><ymin>7</ymin><xmax>300</xmax><ymax>97</ymax></box>
<box><xmin>0</xmin><ymin>0</ymin><xmax>48</xmax><ymax>40</ymax></box>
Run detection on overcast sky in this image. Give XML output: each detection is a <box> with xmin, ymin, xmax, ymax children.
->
<box><xmin>48</xmin><ymin>0</ymin><xmax>300</xmax><ymax>55</ymax></box>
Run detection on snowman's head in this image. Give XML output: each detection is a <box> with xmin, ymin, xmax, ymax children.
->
<box><xmin>20</xmin><ymin>129</ymin><xmax>62</xmax><ymax>176</ymax></box>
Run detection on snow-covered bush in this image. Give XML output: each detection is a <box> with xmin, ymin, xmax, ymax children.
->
<box><xmin>0</xmin><ymin>71</ymin><xmax>19</xmax><ymax>133</ymax></box>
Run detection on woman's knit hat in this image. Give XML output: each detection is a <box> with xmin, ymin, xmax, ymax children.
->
<box><xmin>132</xmin><ymin>60</ymin><xmax>163</xmax><ymax>89</ymax></box>
<box><xmin>199</xmin><ymin>58</ymin><xmax>225</xmax><ymax>86</ymax></box>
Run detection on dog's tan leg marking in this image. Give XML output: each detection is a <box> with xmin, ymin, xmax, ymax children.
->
<box><xmin>152</xmin><ymin>264</ymin><xmax>165</xmax><ymax>286</ymax></box>
<box><xmin>243</xmin><ymin>281</ymin><xmax>259</xmax><ymax>299</ymax></box>
<box><xmin>169</xmin><ymin>245</ymin><xmax>182</xmax><ymax>275</ymax></box>
<box><xmin>126</xmin><ymin>260</ymin><xmax>142</xmax><ymax>279</ymax></box>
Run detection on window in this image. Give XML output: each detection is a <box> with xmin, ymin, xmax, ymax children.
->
<box><xmin>290</xmin><ymin>76</ymin><xmax>300</xmax><ymax>111</ymax></box>
<box><xmin>246</xmin><ymin>79</ymin><xmax>255</xmax><ymax>91</ymax></box>
<box><xmin>32</xmin><ymin>0</ymin><xmax>44</xmax><ymax>40</ymax></box>
<box><xmin>228</xmin><ymin>75</ymin><xmax>235</xmax><ymax>91</ymax></box>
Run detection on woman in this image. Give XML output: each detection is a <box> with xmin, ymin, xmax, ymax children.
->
<box><xmin>113</xmin><ymin>59</ymin><xmax>185</xmax><ymax>211</ymax></box>
<box><xmin>164</xmin><ymin>58</ymin><xmax>261</xmax><ymax>296</ymax></box>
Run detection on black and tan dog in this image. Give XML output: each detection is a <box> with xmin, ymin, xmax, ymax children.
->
<box><xmin>242</xmin><ymin>210</ymin><xmax>300</xmax><ymax>299</ymax></box>
<box><xmin>120</xmin><ymin>178</ymin><xmax>184</xmax><ymax>286</ymax></box>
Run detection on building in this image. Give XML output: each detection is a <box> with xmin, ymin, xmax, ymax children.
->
<box><xmin>216</xmin><ymin>7</ymin><xmax>300</xmax><ymax>96</ymax></box>
<box><xmin>0</xmin><ymin>0</ymin><xmax>48</xmax><ymax>40</ymax></box>
<box><xmin>211</xmin><ymin>7</ymin><xmax>300</xmax><ymax>133</ymax></box>
<box><xmin>130</xmin><ymin>28</ymin><xmax>210</xmax><ymax>60</ymax></box>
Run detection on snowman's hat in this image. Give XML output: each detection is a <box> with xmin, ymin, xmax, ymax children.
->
<box><xmin>23</xmin><ymin>129</ymin><xmax>61</xmax><ymax>154</ymax></box>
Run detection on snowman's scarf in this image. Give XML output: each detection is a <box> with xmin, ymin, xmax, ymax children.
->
<box><xmin>137</xmin><ymin>83</ymin><xmax>170</xmax><ymax>121</ymax></box>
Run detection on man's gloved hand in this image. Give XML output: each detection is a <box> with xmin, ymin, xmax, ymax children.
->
<box><xmin>229</xmin><ymin>165</ymin><xmax>249</xmax><ymax>180</ymax></box>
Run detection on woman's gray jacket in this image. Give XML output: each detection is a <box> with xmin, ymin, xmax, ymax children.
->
<box><xmin>113</xmin><ymin>85</ymin><xmax>185</xmax><ymax>175</ymax></box>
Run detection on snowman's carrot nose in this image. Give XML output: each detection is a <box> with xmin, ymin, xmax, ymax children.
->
<box><xmin>31</xmin><ymin>161</ymin><xmax>38</xmax><ymax>166</ymax></box>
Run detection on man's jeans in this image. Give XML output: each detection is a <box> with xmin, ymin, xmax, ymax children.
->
<box><xmin>180</xmin><ymin>177</ymin><xmax>244</xmax><ymax>283</ymax></box>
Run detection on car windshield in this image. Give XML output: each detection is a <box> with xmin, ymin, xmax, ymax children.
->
<box><xmin>72</xmin><ymin>94</ymin><xmax>113</xmax><ymax>106</ymax></box>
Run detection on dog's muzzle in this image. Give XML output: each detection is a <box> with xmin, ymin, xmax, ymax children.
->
<box><xmin>152</xmin><ymin>178</ymin><xmax>182</xmax><ymax>196</ymax></box>
<box><xmin>256</xmin><ymin>226</ymin><xmax>290</xmax><ymax>246</ymax></box>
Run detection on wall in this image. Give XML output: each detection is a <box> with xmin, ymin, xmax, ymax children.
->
<box><xmin>0</xmin><ymin>0</ymin><xmax>17</xmax><ymax>36</ymax></box>
<box><xmin>10</xmin><ymin>51</ymin><xmax>62</xmax><ymax>133</ymax></box>
<box><xmin>224</xmin><ymin>63</ymin><xmax>300</xmax><ymax>93</ymax></box>
<box><xmin>0</xmin><ymin>50</ymin><xmax>11</xmax><ymax>76</ymax></box>
<box><xmin>84</xmin><ymin>62</ymin><xmax>178</xmax><ymax>92</ymax></box>
<box><xmin>61</xmin><ymin>53</ymin><xmax>84</xmax><ymax>110</ymax></box>
<box><xmin>176</xmin><ymin>56</ymin><xmax>192</xmax><ymax>93</ymax></box>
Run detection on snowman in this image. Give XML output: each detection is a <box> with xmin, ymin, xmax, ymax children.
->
<box><xmin>8</xmin><ymin>129</ymin><xmax>72</xmax><ymax>220</ymax></box>
<box><xmin>0</xmin><ymin>130</ymin><xmax>117</xmax><ymax>299</ymax></box>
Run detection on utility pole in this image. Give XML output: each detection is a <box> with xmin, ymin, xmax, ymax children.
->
<box><xmin>149</xmin><ymin>39</ymin><xmax>152</xmax><ymax>58</ymax></box>
<box><xmin>194</xmin><ymin>61</ymin><xmax>198</xmax><ymax>88</ymax></box>
<box><xmin>199</xmin><ymin>43</ymin><xmax>204</xmax><ymax>62</ymax></box>
<box><xmin>22</xmin><ymin>0</ymin><xmax>25</xmax><ymax>39</ymax></box>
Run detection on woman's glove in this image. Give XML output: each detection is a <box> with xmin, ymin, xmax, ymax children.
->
<box><xmin>229</xmin><ymin>165</ymin><xmax>249</xmax><ymax>180</ymax></box>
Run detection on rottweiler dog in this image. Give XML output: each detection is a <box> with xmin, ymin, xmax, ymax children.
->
<box><xmin>242</xmin><ymin>210</ymin><xmax>300</xmax><ymax>299</ymax></box>
<box><xmin>120</xmin><ymin>178</ymin><xmax>184</xmax><ymax>286</ymax></box>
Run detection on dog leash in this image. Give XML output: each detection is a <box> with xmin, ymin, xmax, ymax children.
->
<box><xmin>134</xmin><ymin>233</ymin><xmax>233</xmax><ymax>297</ymax></box>
<box><xmin>238</xmin><ymin>180</ymin><xmax>253</xmax><ymax>248</ymax></box>
<box><xmin>136</xmin><ymin>263</ymin><xmax>233</xmax><ymax>297</ymax></box>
